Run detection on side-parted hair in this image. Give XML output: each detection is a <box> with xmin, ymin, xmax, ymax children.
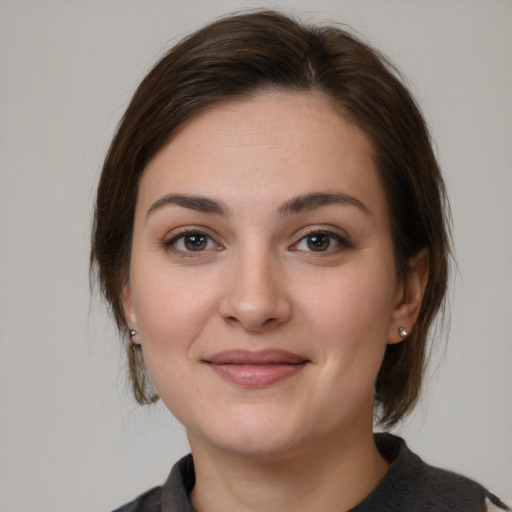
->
<box><xmin>91</xmin><ymin>10</ymin><xmax>451</xmax><ymax>427</ymax></box>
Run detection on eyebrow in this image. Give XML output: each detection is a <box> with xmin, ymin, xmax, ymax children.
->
<box><xmin>146</xmin><ymin>194</ymin><xmax>231</xmax><ymax>219</ymax></box>
<box><xmin>146</xmin><ymin>191</ymin><xmax>369</xmax><ymax>220</ymax></box>
<box><xmin>278</xmin><ymin>192</ymin><xmax>369</xmax><ymax>216</ymax></box>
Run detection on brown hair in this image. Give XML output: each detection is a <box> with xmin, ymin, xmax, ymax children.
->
<box><xmin>91</xmin><ymin>10</ymin><xmax>451</xmax><ymax>427</ymax></box>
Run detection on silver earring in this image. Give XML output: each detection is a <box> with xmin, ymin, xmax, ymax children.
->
<box><xmin>129</xmin><ymin>328</ymin><xmax>138</xmax><ymax>338</ymax></box>
<box><xmin>399</xmin><ymin>326</ymin><xmax>408</xmax><ymax>338</ymax></box>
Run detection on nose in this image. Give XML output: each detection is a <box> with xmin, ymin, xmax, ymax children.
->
<box><xmin>218</xmin><ymin>247</ymin><xmax>292</xmax><ymax>332</ymax></box>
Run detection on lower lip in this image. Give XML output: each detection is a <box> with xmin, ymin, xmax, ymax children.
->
<box><xmin>207</xmin><ymin>363</ymin><xmax>307</xmax><ymax>387</ymax></box>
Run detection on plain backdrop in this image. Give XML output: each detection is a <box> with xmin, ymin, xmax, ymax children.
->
<box><xmin>1</xmin><ymin>1</ymin><xmax>511</xmax><ymax>510</ymax></box>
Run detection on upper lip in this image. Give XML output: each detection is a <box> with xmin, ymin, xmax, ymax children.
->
<box><xmin>204</xmin><ymin>349</ymin><xmax>308</xmax><ymax>365</ymax></box>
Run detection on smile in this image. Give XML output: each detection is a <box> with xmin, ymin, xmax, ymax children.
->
<box><xmin>203</xmin><ymin>349</ymin><xmax>310</xmax><ymax>387</ymax></box>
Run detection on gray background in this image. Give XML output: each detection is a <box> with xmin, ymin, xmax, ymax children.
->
<box><xmin>1</xmin><ymin>1</ymin><xmax>511</xmax><ymax>510</ymax></box>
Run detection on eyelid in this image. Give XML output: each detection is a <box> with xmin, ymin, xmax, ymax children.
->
<box><xmin>162</xmin><ymin>226</ymin><xmax>223</xmax><ymax>256</ymax></box>
<box><xmin>160</xmin><ymin>224</ymin><xmax>353</xmax><ymax>255</ymax></box>
<box><xmin>290</xmin><ymin>226</ymin><xmax>354</xmax><ymax>253</ymax></box>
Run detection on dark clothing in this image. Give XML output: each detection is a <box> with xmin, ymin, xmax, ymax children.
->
<box><xmin>113</xmin><ymin>434</ymin><xmax>509</xmax><ymax>512</ymax></box>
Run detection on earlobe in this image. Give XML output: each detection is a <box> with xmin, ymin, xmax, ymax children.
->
<box><xmin>388</xmin><ymin>249</ymin><xmax>429</xmax><ymax>344</ymax></box>
<box><xmin>122</xmin><ymin>284</ymin><xmax>139</xmax><ymax>339</ymax></box>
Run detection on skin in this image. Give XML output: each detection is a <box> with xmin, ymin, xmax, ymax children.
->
<box><xmin>123</xmin><ymin>90</ymin><xmax>428</xmax><ymax>512</ymax></box>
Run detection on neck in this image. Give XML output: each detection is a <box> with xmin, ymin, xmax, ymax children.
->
<box><xmin>188</xmin><ymin>425</ymin><xmax>389</xmax><ymax>512</ymax></box>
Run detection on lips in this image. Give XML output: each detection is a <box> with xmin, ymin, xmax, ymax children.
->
<box><xmin>203</xmin><ymin>349</ymin><xmax>309</xmax><ymax>387</ymax></box>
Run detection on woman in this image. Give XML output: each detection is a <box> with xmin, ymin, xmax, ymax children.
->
<box><xmin>91</xmin><ymin>10</ymin><xmax>509</xmax><ymax>512</ymax></box>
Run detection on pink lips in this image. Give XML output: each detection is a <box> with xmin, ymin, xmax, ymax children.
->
<box><xmin>204</xmin><ymin>349</ymin><xmax>309</xmax><ymax>387</ymax></box>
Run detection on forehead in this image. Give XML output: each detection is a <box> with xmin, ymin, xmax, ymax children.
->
<box><xmin>137</xmin><ymin>90</ymin><xmax>387</xmax><ymax>218</ymax></box>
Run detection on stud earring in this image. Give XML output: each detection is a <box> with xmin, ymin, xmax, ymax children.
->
<box><xmin>399</xmin><ymin>326</ymin><xmax>408</xmax><ymax>338</ymax></box>
<box><xmin>129</xmin><ymin>328</ymin><xmax>138</xmax><ymax>338</ymax></box>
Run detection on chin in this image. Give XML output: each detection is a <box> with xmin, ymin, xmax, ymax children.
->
<box><xmin>187</xmin><ymin>406</ymin><xmax>315</xmax><ymax>460</ymax></box>
<box><xmin>210</xmin><ymin>431</ymin><xmax>305</xmax><ymax>460</ymax></box>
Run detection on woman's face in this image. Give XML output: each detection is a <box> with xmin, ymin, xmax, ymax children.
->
<box><xmin>124</xmin><ymin>91</ymin><xmax>416</xmax><ymax>458</ymax></box>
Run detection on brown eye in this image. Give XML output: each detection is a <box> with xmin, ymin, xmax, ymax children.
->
<box><xmin>306</xmin><ymin>233</ymin><xmax>331</xmax><ymax>251</ymax></box>
<box><xmin>184</xmin><ymin>234</ymin><xmax>208</xmax><ymax>251</ymax></box>
<box><xmin>294</xmin><ymin>231</ymin><xmax>352</xmax><ymax>254</ymax></box>
<box><xmin>166</xmin><ymin>231</ymin><xmax>218</xmax><ymax>253</ymax></box>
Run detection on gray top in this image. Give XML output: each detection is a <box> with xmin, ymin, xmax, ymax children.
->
<box><xmin>113</xmin><ymin>434</ymin><xmax>509</xmax><ymax>512</ymax></box>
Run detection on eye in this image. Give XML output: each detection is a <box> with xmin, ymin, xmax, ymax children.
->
<box><xmin>294</xmin><ymin>231</ymin><xmax>351</xmax><ymax>253</ymax></box>
<box><xmin>165</xmin><ymin>231</ymin><xmax>219</xmax><ymax>254</ymax></box>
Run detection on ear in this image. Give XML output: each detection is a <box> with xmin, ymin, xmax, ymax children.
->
<box><xmin>122</xmin><ymin>283</ymin><xmax>140</xmax><ymax>344</ymax></box>
<box><xmin>388</xmin><ymin>249</ymin><xmax>429</xmax><ymax>344</ymax></box>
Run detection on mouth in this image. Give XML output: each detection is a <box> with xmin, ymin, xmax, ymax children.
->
<box><xmin>203</xmin><ymin>349</ymin><xmax>310</xmax><ymax>387</ymax></box>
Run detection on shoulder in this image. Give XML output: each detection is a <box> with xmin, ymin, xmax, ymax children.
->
<box><xmin>356</xmin><ymin>434</ymin><xmax>510</xmax><ymax>512</ymax></box>
<box><xmin>111</xmin><ymin>454</ymin><xmax>196</xmax><ymax>512</ymax></box>
<box><xmin>111</xmin><ymin>486</ymin><xmax>162</xmax><ymax>512</ymax></box>
<box><xmin>408</xmin><ymin>462</ymin><xmax>510</xmax><ymax>512</ymax></box>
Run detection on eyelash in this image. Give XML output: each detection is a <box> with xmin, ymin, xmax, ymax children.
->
<box><xmin>292</xmin><ymin>229</ymin><xmax>353</xmax><ymax>254</ymax></box>
<box><xmin>163</xmin><ymin>229</ymin><xmax>221</xmax><ymax>257</ymax></box>
<box><xmin>162</xmin><ymin>228</ymin><xmax>353</xmax><ymax>257</ymax></box>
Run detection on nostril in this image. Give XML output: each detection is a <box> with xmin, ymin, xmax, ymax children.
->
<box><xmin>218</xmin><ymin>275</ymin><xmax>292</xmax><ymax>331</ymax></box>
<box><xmin>223</xmin><ymin>314</ymin><xmax>279</xmax><ymax>331</ymax></box>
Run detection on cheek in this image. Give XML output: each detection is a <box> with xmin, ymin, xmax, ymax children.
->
<box><xmin>130</xmin><ymin>268</ymin><xmax>222</xmax><ymax>409</ymax></box>
<box><xmin>300</xmin><ymin>263</ymin><xmax>395</xmax><ymax>363</ymax></box>
<box><xmin>130</xmin><ymin>264</ymin><xmax>220</xmax><ymax>351</ymax></box>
